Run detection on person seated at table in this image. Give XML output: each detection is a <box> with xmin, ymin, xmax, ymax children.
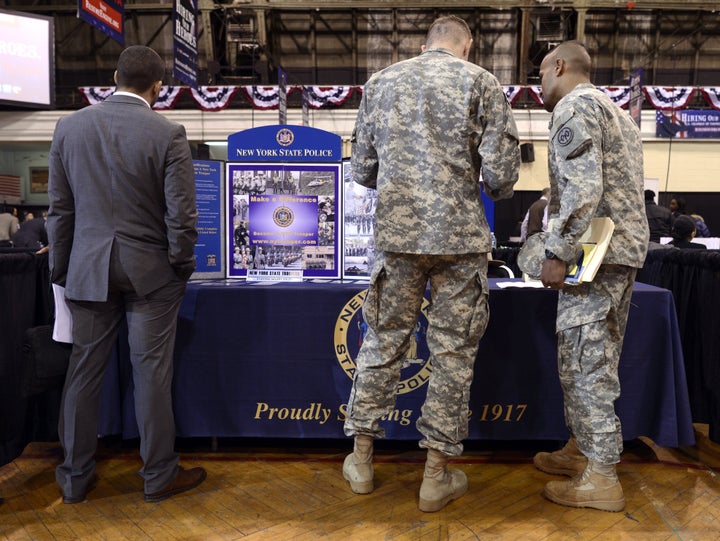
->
<box><xmin>668</xmin><ymin>215</ymin><xmax>707</xmax><ymax>250</ymax></box>
<box><xmin>689</xmin><ymin>213</ymin><xmax>711</xmax><ymax>238</ymax></box>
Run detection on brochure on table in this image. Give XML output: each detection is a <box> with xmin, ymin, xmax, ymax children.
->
<box><xmin>226</xmin><ymin>125</ymin><xmax>342</xmax><ymax>279</ymax></box>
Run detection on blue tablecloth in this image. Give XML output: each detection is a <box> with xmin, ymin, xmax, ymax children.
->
<box><xmin>98</xmin><ymin>279</ymin><xmax>695</xmax><ymax>447</ymax></box>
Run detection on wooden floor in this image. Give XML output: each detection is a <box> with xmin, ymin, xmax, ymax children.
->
<box><xmin>1</xmin><ymin>435</ymin><xmax>719</xmax><ymax>541</ymax></box>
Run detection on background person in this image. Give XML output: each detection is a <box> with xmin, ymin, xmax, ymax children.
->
<box><xmin>0</xmin><ymin>205</ymin><xmax>19</xmax><ymax>247</ymax></box>
<box><xmin>520</xmin><ymin>187</ymin><xmax>551</xmax><ymax>242</ymax></box>
<box><xmin>669</xmin><ymin>215</ymin><xmax>707</xmax><ymax>249</ymax></box>
<box><xmin>10</xmin><ymin>211</ymin><xmax>48</xmax><ymax>249</ymax></box>
<box><xmin>532</xmin><ymin>41</ymin><xmax>649</xmax><ymax>512</ymax></box>
<box><xmin>342</xmin><ymin>15</ymin><xmax>520</xmax><ymax>513</ymax></box>
<box><xmin>644</xmin><ymin>189</ymin><xmax>672</xmax><ymax>243</ymax></box>
<box><xmin>47</xmin><ymin>45</ymin><xmax>205</xmax><ymax>504</ymax></box>
<box><xmin>669</xmin><ymin>195</ymin><xmax>711</xmax><ymax>237</ymax></box>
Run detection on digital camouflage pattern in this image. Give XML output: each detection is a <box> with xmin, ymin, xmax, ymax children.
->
<box><xmin>556</xmin><ymin>265</ymin><xmax>637</xmax><ymax>464</ymax></box>
<box><xmin>546</xmin><ymin>82</ymin><xmax>649</xmax><ymax>465</ymax></box>
<box><xmin>351</xmin><ymin>48</ymin><xmax>520</xmax><ymax>254</ymax></box>
<box><xmin>345</xmin><ymin>45</ymin><xmax>520</xmax><ymax>456</ymax></box>
<box><xmin>344</xmin><ymin>252</ymin><xmax>489</xmax><ymax>457</ymax></box>
<box><xmin>544</xmin><ymin>83</ymin><xmax>649</xmax><ymax>265</ymax></box>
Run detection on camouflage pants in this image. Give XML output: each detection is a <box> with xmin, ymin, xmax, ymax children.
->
<box><xmin>344</xmin><ymin>250</ymin><xmax>489</xmax><ymax>456</ymax></box>
<box><xmin>556</xmin><ymin>264</ymin><xmax>637</xmax><ymax>465</ymax></box>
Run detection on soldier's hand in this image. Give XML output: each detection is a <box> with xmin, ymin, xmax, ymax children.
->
<box><xmin>541</xmin><ymin>258</ymin><xmax>567</xmax><ymax>290</ymax></box>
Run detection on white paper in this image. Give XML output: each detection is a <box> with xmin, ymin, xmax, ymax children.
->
<box><xmin>52</xmin><ymin>284</ymin><xmax>73</xmax><ymax>343</ymax></box>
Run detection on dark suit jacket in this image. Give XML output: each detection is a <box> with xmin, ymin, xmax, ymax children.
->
<box><xmin>11</xmin><ymin>217</ymin><xmax>48</xmax><ymax>248</ymax></box>
<box><xmin>669</xmin><ymin>239</ymin><xmax>707</xmax><ymax>250</ymax></box>
<box><xmin>47</xmin><ymin>94</ymin><xmax>198</xmax><ymax>301</ymax></box>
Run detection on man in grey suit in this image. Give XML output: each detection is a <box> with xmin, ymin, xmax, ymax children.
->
<box><xmin>47</xmin><ymin>45</ymin><xmax>206</xmax><ymax>504</ymax></box>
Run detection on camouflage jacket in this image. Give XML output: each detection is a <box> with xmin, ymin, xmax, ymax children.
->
<box><xmin>351</xmin><ymin>48</ymin><xmax>520</xmax><ymax>254</ymax></box>
<box><xmin>545</xmin><ymin>83</ymin><xmax>649</xmax><ymax>267</ymax></box>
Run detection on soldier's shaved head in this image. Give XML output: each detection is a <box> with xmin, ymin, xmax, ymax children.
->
<box><xmin>423</xmin><ymin>15</ymin><xmax>473</xmax><ymax>60</ymax></box>
<box><xmin>546</xmin><ymin>41</ymin><xmax>591</xmax><ymax>77</ymax></box>
<box><xmin>539</xmin><ymin>40</ymin><xmax>592</xmax><ymax>112</ymax></box>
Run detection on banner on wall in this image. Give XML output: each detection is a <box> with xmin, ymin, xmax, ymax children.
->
<box><xmin>173</xmin><ymin>0</ymin><xmax>198</xmax><ymax>88</ymax></box>
<box><xmin>656</xmin><ymin>109</ymin><xmax>720</xmax><ymax>138</ymax></box>
<box><xmin>78</xmin><ymin>0</ymin><xmax>124</xmax><ymax>45</ymax></box>
<box><xmin>191</xmin><ymin>160</ymin><xmax>224</xmax><ymax>279</ymax></box>
<box><xmin>226</xmin><ymin>125</ymin><xmax>342</xmax><ymax>280</ymax></box>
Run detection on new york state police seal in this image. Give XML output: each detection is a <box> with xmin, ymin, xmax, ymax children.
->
<box><xmin>334</xmin><ymin>289</ymin><xmax>432</xmax><ymax>395</ymax></box>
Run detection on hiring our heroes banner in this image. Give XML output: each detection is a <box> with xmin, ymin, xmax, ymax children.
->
<box><xmin>656</xmin><ymin>109</ymin><xmax>720</xmax><ymax>138</ymax></box>
<box><xmin>78</xmin><ymin>0</ymin><xmax>124</xmax><ymax>45</ymax></box>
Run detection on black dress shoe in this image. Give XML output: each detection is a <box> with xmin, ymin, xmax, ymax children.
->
<box><xmin>144</xmin><ymin>466</ymin><xmax>207</xmax><ymax>503</ymax></box>
<box><xmin>62</xmin><ymin>474</ymin><xmax>98</xmax><ymax>504</ymax></box>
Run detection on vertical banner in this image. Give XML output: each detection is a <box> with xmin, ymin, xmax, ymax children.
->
<box><xmin>77</xmin><ymin>0</ymin><xmax>124</xmax><ymax>45</ymax></box>
<box><xmin>173</xmin><ymin>0</ymin><xmax>198</xmax><ymax>88</ymax></box>
<box><xmin>278</xmin><ymin>67</ymin><xmax>287</xmax><ymax>125</ymax></box>
<box><xmin>191</xmin><ymin>160</ymin><xmax>225</xmax><ymax>278</ymax></box>
<box><xmin>629</xmin><ymin>68</ymin><xmax>643</xmax><ymax>128</ymax></box>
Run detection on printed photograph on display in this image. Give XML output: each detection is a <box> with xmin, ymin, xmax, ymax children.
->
<box><xmin>342</xmin><ymin>160</ymin><xmax>376</xmax><ymax>279</ymax></box>
<box><xmin>227</xmin><ymin>162</ymin><xmax>341</xmax><ymax>279</ymax></box>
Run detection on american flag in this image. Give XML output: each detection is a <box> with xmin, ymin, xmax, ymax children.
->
<box><xmin>0</xmin><ymin>175</ymin><xmax>21</xmax><ymax>204</ymax></box>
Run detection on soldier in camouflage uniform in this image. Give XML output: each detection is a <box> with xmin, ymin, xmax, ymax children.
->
<box><xmin>533</xmin><ymin>41</ymin><xmax>649</xmax><ymax>512</ymax></box>
<box><xmin>342</xmin><ymin>15</ymin><xmax>520</xmax><ymax>512</ymax></box>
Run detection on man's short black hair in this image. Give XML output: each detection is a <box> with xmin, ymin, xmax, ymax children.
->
<box><xmin>672</xmin><ymin>215</ymin><xmax>696</xmax><ymax>241</ymax></box>
<box><xmin>644</xmin><ymin>189</ymin><xmax>656</xmax><ymax>202</ymax></box>
<box><xmin>116</xmin><ymin>45</ymin><xmax>165</xmax><ymax>93</ymax></box>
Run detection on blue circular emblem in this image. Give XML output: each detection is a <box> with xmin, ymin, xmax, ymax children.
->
<box><xmin>557</xmin><ymin>126</ymin><xmax>574</xmax><ymax>146</ymax></box>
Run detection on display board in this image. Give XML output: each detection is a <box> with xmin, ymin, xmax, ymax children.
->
<box><xmin>226</xmin><ymin>125</ymin><xmax>342</xmax><ymax>279</ymax></box>
<box><xmin>191</xmin><ymin>160</ymin><xmax>225</xmax><ymax>279</ymax></box>
<box><xmin>341</xmin><ymin>159</ymin><xmax>376</xmax><ymax>279</ymax></box>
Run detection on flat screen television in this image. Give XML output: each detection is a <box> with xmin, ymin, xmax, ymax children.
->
<box><xmin>0</xmin><ymin>9</ymin><xmax>55</xmax><ymax>109</ymax></box>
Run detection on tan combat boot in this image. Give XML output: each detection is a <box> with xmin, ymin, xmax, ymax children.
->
<box><xmin>342</xmin><ymin>434</ymin><xmax>374</xmax><ymax>494</ymax></box>
<box><xmin>418</xmin><ymin>449</ymin><xmax>468</xmax><ymax>512</ymax></box>
<box><xmin>542</xmin><ymin>461</ymin><xmax>625</xmax><ymax>512</ymax></box>
<box><xmin>533</xmin><ymin>437</ymin><xmax>588</xmax><ymax>476</ymax></box>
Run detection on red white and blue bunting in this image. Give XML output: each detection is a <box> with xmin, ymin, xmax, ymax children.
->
<box><xmin>190</xmin><ymin>86</ymin><xmax>241</xmax><ymax>111</ymax></box>
<box><xmin>599</xmin><ymin>86</ymin><xmax>631</xmax><ymax>109</ymax></box>
<box><xmin>79</xmin><ymin>86</ymin><xmax>115</xmax><ymax>106</ymax></box>
<box><xmin>643</xmin><ymin>86</ymin><xmax>695</xmax><ymax>110</ymax></box>
<box><xmin>699</xmin><ymin>87</ymin><xmax>720</xmax><ymax>111</ymax></box>
<box><xmin>79</xmin><ymin>86</ymin><xmax>188</xmax><ymax>110</ymax></box>
<box><xmin>242</xmin><ymin>86</ymin><xmax>293</xmax><ymax>110</ymax></box>
<box><xmin>77</xmin><ymin>84</ymin><xmax>717</xmax><ymax>111</ymax></box>
<box><xmin>153</xmin><ymin>86</ymin><xmax>186</xmax><ymax>110</ymax></box>
<box><xmin>527</xmin><ymin>85</ymin><xmax>543</xmax><ymax>106</ymax></box>
<box><xmin>303</xmin><ymin>86</ymin><xmax>354</xmax><ymax>108</ymax></box>
<box><xmin>503</xmin><ymin>85</ymin><xmax>524</xmax><ymax>105</ymax></box>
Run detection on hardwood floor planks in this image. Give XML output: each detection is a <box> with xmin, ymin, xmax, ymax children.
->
<box><xmin>1</xmin><ymin>438</ymin><xmax>719</xmax><ymax>541</ymax></box>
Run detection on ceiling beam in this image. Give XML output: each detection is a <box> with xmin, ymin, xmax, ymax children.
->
<box><xmin>9</xmin><ymin>1</ymin><xmax>720</xmax><ymax>12</ymax></box>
